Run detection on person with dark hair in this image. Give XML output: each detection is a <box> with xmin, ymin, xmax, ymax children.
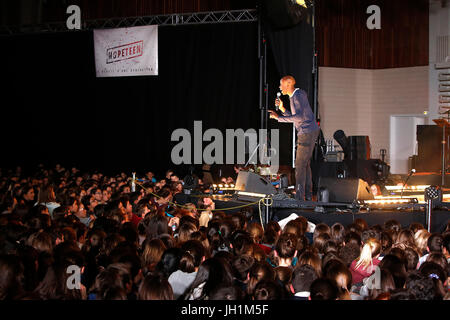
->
<box><xmin>36</xmin><ymin>184</ymin><xmax>60</xmax><ymax>218</ymax></box>
<box><xmin>298</xmin><ymin>250</ymin><xmax>322</xmax><ymax>278</ymax></box>
<box><xmin>313</xmin><ymin>233</ymin><xmax>332</xmax><ymax>256</ymax></box>
<box><xmin>384</xmin><ymin>220</ymin><xmax>402</xmax><ymax>233</ymax></box>
<box><xmin>354</xmin><ymin>218</ymin><xmax>368</xmax><ymax>233</ymax></box>
<box><xmin>262</xmin><ymin>221</ymin><xmax>280</xmax><ymax>252</ymax></box>
<box><xmin>141</xmin><ymin>238</ymin><xmax>166</xmax><ymax>274</ymax></box>
<box><xmin>231</xmin><ymin>254</ymin><xmax>255</xmax><ymax>294</ymax></box>
<box><xmin>144</xmin><ymin>214</ymin><xmax>170</xmax><ymax>240</ymax></box>
<box><xmin>419</xmin><ymin>261</ymin><xmax>447</xmax><ymax>299</ymax></box>
<box><xmin>338</xmin><ymin>243</ymin><xmax>361</xmax><ymax>268</ymax></box>
<box><xmin>183</xmin><ymin>257</ymin><xmax>234</xmax><ymax>300</ymax></box>
<box><xmin>154</xmin><ymin>247</ymin><xmax>182</xmax><ymax>279</ymax></box>
<box><xmin>209</xmin><ymin>283</ymin><xmax>243</xmax><ymax>300</ymax></box>
<box><xmin>378</xmin><ymin>254</ymin><xmax>408</xmax><ymax>289</ymax></box>
<box><xmin>419</xmin><ymin>233</ymin><xmax>444</xmax><ymax>267</ymax></box>
<box><xmin>310</xmin><ymin>278</ymin><xmax>339</xmax><ymax>300</ymax></box>
<box><xmin>361</xmin><ymin>228</ymin><xmax>381</xmax><ymax>244</ymax></box>
<box><xmin>344</xmin><ymin>231</ymin><xmax>362</xmax><ymax>248</ymax></box>
<box><xmin>231</xmin><ymin>212</ymin><xmax>247</xmax><ymax>231</ymax></box>
<box><xmin>364</xmin><ymin>268</ymin><xmax>396</xmax><ymax>300</ymax></box>
<box><xmin>313</xmin><ymin>223</ymin><xmax>331</xmax><ymax>243</ymax></box>
<box><xmin>274</xmin><ymin>266</ymin><xmax>293</xmax><ymax>298</ymax></box>
<box><xmin>271</xmin><ymin>233</ymin><xmax>298</xmax><ymax>268</ymax></box>
<box><xmin>389</xmin><ymin>288</ymin><xmax>416</xmax><ymax>300</ymax></box>
<box><xmin>396</xmin><ymin>229</ymin><xmax>417</xmax><ymax>250</ymax></box>
<box><xmin>138</xmin><ymin>273</ymin><xmax>173</xmax><ymax>300</ymax></box>
<box><xmin>230</xmin><ymin>231</ymin><xmax>254</xmax><ymax>257</ymax></box>
<box><xmin>20</xmin><ymin>186</ymin><xmax>36</xmax><ymax>211</ymax></box>
<box><xmin>409</xmin><ymin>223</ymin><xmax>424</xmax><ymax>235</ymax></box>
<box><xmin>253</xmin><ymin>279</ymin><xmax>285</xmax><ymax>300</ymax></box>
<box><xmin>323</xmin><ymin>259</ymin><xmax>353</xmax><ymax>299</ymax></box>
<box><xmin>0</xmin><ymin>254</ymin><xmax>25</xmax><ymax>299</ymax></box>
<box><xmin>168</xmin><ymin>240</ymin><xmax>206</xmax><ymax>299</ymax></box>
<box><xmin>291</xmin><ymin>264</ymin><xmax>318</xmax><ymax>300</ymax></box>
<box><xmin>425</xmin><ymin>252</ymin><xmax>448</xmax><ymax>273</ymax></box>
<box><xmin>246</xmin><ymin>261</ymin><xmax>276</xmax><ymax>298</ymax></box>
<box><xmin>331</xmin><ymin>222</ymin><xmax>345</xmax><ymax>248</ymax></box>
<box><xmin>404</xmin><ymin>246</ymin><xmax>420</xmax><ymax>272</ymax></box>
<box><xmin>88</xmin><ymin>263</ymin><xmax>133</xmax><ymax>300</ymax></box>
<box><xmin>405</xmin><ymin>271</ymin><xmax>437</xmax><ymax>300</ymax></box>
<box><xmin>443</xmin><ymin>233</ymin><xmax>450</xmax><ymax>263</ymax></box>
<box><xmin>34</xmin><ymin>241</ymin><xmax>86</xmax><ymax>300</ymax></box>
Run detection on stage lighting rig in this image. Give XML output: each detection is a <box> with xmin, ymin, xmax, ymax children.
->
<box><xmin>357</xmin><ymin>197</ymin><xmax>419</xmax><ymax>211</ymax></box>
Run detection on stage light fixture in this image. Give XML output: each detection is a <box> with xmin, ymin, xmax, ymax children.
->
<box><xmin>295</xmin><ymin>0</ymin><xmax>308</xmax><ymax>8</ymax></box>
<box><xmin>357</xmin><ymin>197</ymin><xmax>418</xmax><ymax>210</ymax></box>
<box><xmin>264</xmin><ymin>0</ymin><xmax>311</xmax><ymax>29</ymax></box>
<box><xmin>385</xmin><ymin>185</ymin><xmax>430</xmax><ymax>192</ymax></box>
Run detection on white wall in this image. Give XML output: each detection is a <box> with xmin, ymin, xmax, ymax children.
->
<box><xmin>318</xmin><ymin>66</ymin><xmax>429</xmax><ymax>164</ymax></box>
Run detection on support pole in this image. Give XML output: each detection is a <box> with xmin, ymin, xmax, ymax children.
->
<box><xmin>312</xmin><ymin>2</ymin><xmax>318</xmax><ymax>120</ymax></box>
<box><xmin>258</xmin><ymin>6</ymin><xmax>267</xmax><ymax>132</ymax></box>
<box><xmin>427</xmin><ymin>199</ymin><xmax>432</xmax><ymax>233</ymax></box>
<box><xmin>442</xmin><ymin>125</ymin><xmax>446</xmax><ymax>186</ymax></box>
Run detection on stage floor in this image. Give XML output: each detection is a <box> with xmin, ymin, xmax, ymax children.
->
<box><xmin>211</xmin><ymin>197</ymin><xmax>450</xmax><ymax>233</ymax></box>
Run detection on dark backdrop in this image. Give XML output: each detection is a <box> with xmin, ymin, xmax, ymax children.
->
<box><xmin>0</xmin><ymin>23</ymin><xmax>260</xmax><ymax>177</ymax></box>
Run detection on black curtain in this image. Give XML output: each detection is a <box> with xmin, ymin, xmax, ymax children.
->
<box><xmin>0</xmin><ymin>22</ymin><xmax>259</xmax><ymax>177</ymax></box>
<box><xmin>265</xmin><ymin>10</ymin><xmax>314</xmax><ymax>108</ymax></box>
<box><xmin>262</xmin><ymin>8</ymin><xmax>315</xmax><ymax>168</ymax></box>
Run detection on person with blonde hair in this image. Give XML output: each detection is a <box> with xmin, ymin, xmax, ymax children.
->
<box><xmin>349</xmin><ymin>238</ymin><xmax>381</xmax><ymax>284</ymax></box>
<box><xmin>414</xmin><ymin>229</ymin><xmax>431</xmax><ymax>256</ymax></box>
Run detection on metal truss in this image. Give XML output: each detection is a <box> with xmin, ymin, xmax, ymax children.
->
<box><xmin>0</xmin><ymin>9</ymin><xmax>258</xmax><ymax>35</ymax></box>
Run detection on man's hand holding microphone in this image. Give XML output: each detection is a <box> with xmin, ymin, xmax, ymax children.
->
<box><xmin>269</xmin><ymin>92</ymin><xmax>285</xmax><ymax>120</ymax></box>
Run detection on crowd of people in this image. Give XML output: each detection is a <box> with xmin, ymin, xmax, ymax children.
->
<box><xmin>0</xmin><ymin>164</ymin><xmax>449</xmax><ymax>300</ymax></box>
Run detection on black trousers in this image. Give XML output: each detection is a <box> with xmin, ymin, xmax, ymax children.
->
<box><xmin>295</xmin><ymin>129</ymin><xmax>320</xmax><ymax>201</ymax></box>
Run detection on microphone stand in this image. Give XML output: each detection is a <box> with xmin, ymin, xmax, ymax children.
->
<box><xmin>400</xmin><ymin>169</ymin><xmax>415</xmax><ymax>199</ymax></box>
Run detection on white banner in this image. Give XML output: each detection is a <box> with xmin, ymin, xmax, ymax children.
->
<box><xmin>93</xmin><ymin>25</ymin><xmax>158</xmax><ymax>77</ymax></box>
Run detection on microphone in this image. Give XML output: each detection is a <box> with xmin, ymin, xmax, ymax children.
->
<box><xmin>275</xmin><ymin>92</ymin><xmax>281</xmax><ymax>111</ymax></box>
<box><xmin>400</xmin><ymin>169</ymin><xmax>416</xmax><ymax>199</ymax></box>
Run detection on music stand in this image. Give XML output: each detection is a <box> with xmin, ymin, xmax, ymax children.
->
<box><xmin>433</xmin><ymin>118</ymin><xmax>450</xmax><ymax>186</ymax></box>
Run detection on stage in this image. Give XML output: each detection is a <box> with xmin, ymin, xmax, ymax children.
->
<box><xmin>175</xmin><ymin>193</ymin><xmax>450</xmax><ymax>233</ymax></box>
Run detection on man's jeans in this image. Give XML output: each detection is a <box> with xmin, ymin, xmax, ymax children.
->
<box><xmin>295</xmin><ymin>129</ymin><xmax>320</xmax><ymax>201</ymax></box>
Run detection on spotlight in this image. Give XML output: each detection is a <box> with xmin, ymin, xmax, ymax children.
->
<box><xmin>295</xmin><ymin>0</ymin><xmax>307</xmax><ymax>8</ymax></box>
<box><xmin>425</xmin><ymin>185</ymin><xmax>441</xmax><ymax>201</ymax></box>
<box><xmin>264</xmin><ymin>0</ymin><xmax>311</xmax><ymax>29</ymax></box>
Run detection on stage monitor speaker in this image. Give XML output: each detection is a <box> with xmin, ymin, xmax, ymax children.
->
<box><xmin>235</xmin><ymin>171</ymin><xmax>277</xmax><ymax>195</ymax></box>
<box><xmin>318</xmin><ymin>177</ymin><xmax>374</xmax><ymax>203</ymax></box>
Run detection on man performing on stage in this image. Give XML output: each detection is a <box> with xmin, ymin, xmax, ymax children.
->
<box><xmin>269</xmin><ymin>75</ymin><xmax>320</xmax><ymax>202</ymax></box>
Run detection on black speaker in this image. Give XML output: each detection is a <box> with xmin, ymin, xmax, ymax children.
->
<box><xmin>318</xmin><ymin>177</ymin><xmax>374</xmax><ymax>203</ymax></box>
<box><xmin>416</xmin><ymin>125</ymin><xmax>444</xmax><ymax>172</ymax></box>
<box><xmin>348</xmin><ymin>136</ymin><xmax>371</xmax><ymax>160</ymax></box>
<box><xmin>235</xmin><ymin>171</ymin><xmax>277</xmax><ymax>195</ymax></box>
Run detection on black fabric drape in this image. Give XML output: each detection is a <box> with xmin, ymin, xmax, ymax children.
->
<box><xmin>262</xmin><ymin>14</ymin><xmax>314</xmax><ymax>168</ymax></box>
<box><xmin>0</xmin><ymin>23</ymin><xmax>259</xmax><ymax>177</ymax></box>
<box><xmin>265</xmin><ymin>13</ymin><xmax>314</xmax><ymax>103</ymax></box>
